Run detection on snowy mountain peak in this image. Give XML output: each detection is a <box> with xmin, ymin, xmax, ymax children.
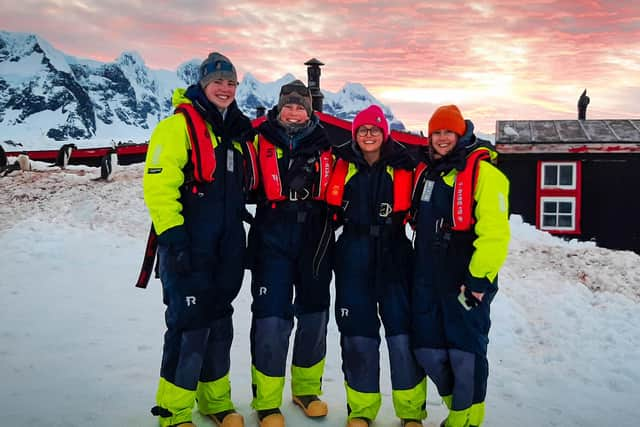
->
<box><xmin>0</xmin><ymin>30</ymin><xmax>71</xmax><ymax>76</ymax></box>
<box><xmin>277</xmin><ymin>73</ymin><xmax>298</xmax><ymax>85</ymax></box>
<box><xmin>116</xmin><ymin>51</ymin><xmax>148</xmax><ymax>74</ymax></box>
<box><xmin>0</xmin><ymin>31</ymin><xmax>37</xmax><ymax>59</ymax></box>
<box><xmin>323</xmin><ymin>82</ymin><xmax>403</xmax><ymax>131</ymax></box>
<box><xmin>176</xmin><ymin>59</ymin><xmax>200</xmax><ymax>86</ymax></box>
<box><xmin>340</xmin><ymin>82</ymin><xmax>367</xmax><ymax>94</ymax></box>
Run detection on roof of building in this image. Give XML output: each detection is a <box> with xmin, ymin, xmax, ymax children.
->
<box><xmin>496</xmin><ymin>119</ymin><xmax>640</xmax><ymax>144</ymax></box>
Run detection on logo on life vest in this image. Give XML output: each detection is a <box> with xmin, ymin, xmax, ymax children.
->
<box><xmin>378</xmin><ymin>203</ymin><xmax>392</xmax><ymax>217</ymax></box>
<box><xmin>185</xmin><ymin>296</ymin><xmax>197</xmax><ymax>306</ymax></box>
<box><xmin>259</xmin><ymin>286</ymin><xmax>268</xmax><ymax>296</ymax></box>
<box><xmin>226</xmin><ymin>148</ymin><xmax>234</xmax><ymax>172</ymax></box>
<box><xmin>420</xmin><ymin>180</ymin><xmax>435</xmax><ymax>202</ymax></box>
<box><xmin>340</xmin><ymin>308</ymin><xmax>349</xmax><ymax>317</ymax></box>
<box><xmin>454</xmin><ymin>181</ymin><xmax>465</xmax><ymax>223</ymax></box>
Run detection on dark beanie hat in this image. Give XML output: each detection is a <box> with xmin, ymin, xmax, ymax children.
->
<box><xmin>277</xmin><ymin>79</ymin><xmax>313</xmax><ymax>117</ymax></box>
<box><xmin>199</xmin><ymin>52</ymin><xmax>237</xmax><ymax>88</ymax></box>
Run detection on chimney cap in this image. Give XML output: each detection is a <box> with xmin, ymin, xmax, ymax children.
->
<box><xmin>304</xmin><ymin>58</ymin><xmax>325</xmax><ymax>66</ymax></box>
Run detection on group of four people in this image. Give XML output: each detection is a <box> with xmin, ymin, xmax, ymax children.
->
<box><xmin>142</xmin><ymin>52</ymin><xmax>510</xmax><ymax>427</ymax></box>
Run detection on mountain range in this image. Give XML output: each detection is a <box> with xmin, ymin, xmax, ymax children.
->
<box><xmin>0</xmin><ymin>31</ymin><xmax>404</xmax><ymax>150</ymax></box>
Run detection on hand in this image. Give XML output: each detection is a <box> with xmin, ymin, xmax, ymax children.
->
<box><xmin>457</xmin><ymin>285</ymin><xmax>483</xmax><ymax>311</ymax></box>
<box><xmin>158</xmin><ymin>226</ymin><xmax>192</xmax><ymax>275</ymax></box>
<box><xmin>169</xmin><ymin>246</ymin><xmax>192</xmax><ymax>275</ymax></box>
<box><xmin>461</xmin><ymin>284</ymin><xmax>484</xmax><ymax>302</ymax></box>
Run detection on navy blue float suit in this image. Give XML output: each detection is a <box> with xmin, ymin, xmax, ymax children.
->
<box><xmin>246</xmin><ymin>105</ymin><xmax>335</xmax><ymax>414</ymax></box>
<box><xmin>329</xmin><ymin>136</ymin><xmax>427</xmax><ymax>424</ymax></box>
<box><xmin>411</xmin><ymin>118</ymin><xmax>510</xmax><ymax>427</ymax></box>
<box><xmin>143</xmin><ymin>83</ymin><xmax>255</xmax><ymax>427</ymax></box>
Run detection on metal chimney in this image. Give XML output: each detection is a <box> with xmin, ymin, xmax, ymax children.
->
<box><xmin>578</xmin><ymin>89</ymin><xmax>589</xmax><ymax>120</ymax></box>
<box><xmin>305</xmin><ymin>58</ymin><xmax>324</xmax><ymax>112</ymax></box>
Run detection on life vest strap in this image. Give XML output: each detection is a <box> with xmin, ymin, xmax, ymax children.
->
<box><xmin>326</xmin><ymin>158</ymin><xmax>349</xmax><ymax>207</ymax></box>
<box><xmin>452</xmin><ymin>149</ymin><xmax>490</xmax><ymax>231</ymax></box>
<box><xmin>175</xmin><ymin>104</ymin><xmax>216</xmax><ymax>183</ymax></box>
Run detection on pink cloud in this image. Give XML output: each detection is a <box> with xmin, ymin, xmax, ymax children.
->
<box><xmin>0</xmin><ymin>0</ymin><xmax>638</xmax><ymax>133</ymax></box>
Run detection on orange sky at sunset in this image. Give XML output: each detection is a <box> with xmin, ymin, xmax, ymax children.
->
<box><xmin>2</xmin><ymin>1</ymin><xmax>638</xmax><ymax>134</ymax></box>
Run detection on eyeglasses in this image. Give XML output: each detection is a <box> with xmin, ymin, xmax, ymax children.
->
<box><xmin>357</xmin><ymin>126</ymin><xmax>382</xmax><ymax>137</ymax></box>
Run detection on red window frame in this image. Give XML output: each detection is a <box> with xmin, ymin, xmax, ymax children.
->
<box><xmin>536</xmin><ymin>161</ymin><xmax>582</xmax><ymax>234</ymax></box>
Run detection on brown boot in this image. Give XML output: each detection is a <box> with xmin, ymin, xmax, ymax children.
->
<box><xmin>257</xmin><ymin>408</ymin><xmax>285</xmax><ymax>427</ymax></box>
<box><xmin>292</xmin><ymin>395</ymin><xmax>328</xmax><ymax>417</ymax></box>
<box><xmin>172</xmin><ymin>423</ymin><xmax>196</xmax><ymax>427</ymax></box>
<box><xmin>401</xmin><ymin>419</ymin><xmax>423</xmax><ymax>427</ymax></box>
<box><xmin>346</xmin><ymin>418</ymin><xmax>370</xmax><ymax>427</ymax></box>
<box><xmin>207</xmin><ymin>409</ymin><xmax>244</xmax><ymax>427</ymax></box>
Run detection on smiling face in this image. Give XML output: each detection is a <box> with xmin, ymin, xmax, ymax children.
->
<box><xmin>430</xmin><ymin>129</ymin><xmax>458</xmax><ymax>158</ymax></box>
<box><xmin>278</xmin><ymin>103</ymin><xmax>310</xmax><ymax>125</ymax></box>
<box><xmin>356</xmin><ymin>125</ymin><xmax>384</xmax><ymax>164</ymax></box>
<box><xmin>203</xmin><ymin>78</ymin><xmax>237</xmax><ymax>110</ymax></box>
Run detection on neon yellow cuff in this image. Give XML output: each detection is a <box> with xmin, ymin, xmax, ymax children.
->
<box><xmin>196</xmin><ymin>373</ymin><xmax>235</xmax><ymax>415</ymax></box>
<box><xmin>391</xmin><ymin>377</ymin><xmax>427</xmax><ymax>420</ymax></box>
<box><xmin>251</xmin><ymin>365</ymin><xmax>285</xmax><ymax>410</ymax></box>
<box><xmin>291</xmin><ymin>359</ymin><xmax>325</xmax><ymax>396</ymax></box>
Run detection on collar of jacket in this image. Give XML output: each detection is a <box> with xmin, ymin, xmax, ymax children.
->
<box><xmin>334</xmin><ymin>137</ymin><xmax>419</xmax><ymax>171</ymax></box>
<box><xmin>258</xmin><ymin>107</ymin><xmax>328</xmax><ymax>154</ymax></box>
<box><xmin>183</xmin><ymin>84</ymin><xmax>251</xmax><ymax>143</ymax></box>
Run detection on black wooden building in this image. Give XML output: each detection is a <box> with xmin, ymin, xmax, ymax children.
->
<box><xmin>495</xmin><ymin>119</ymin><xmax>640</xmax><ymax>253</ymax></box>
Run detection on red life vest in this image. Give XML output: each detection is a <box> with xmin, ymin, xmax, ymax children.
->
<box><xmin>175</xmin><ymin>103</ymin><xmax>216</xmax><ymax>183</ymax></box>
<box><xmin>326</xmin><ymin>158</ymin><xmax>413</xmax><ymax>212</ymax></box>
<box><xmin>258</xmin><ymin>135</ymin><xmax>332</xmax><ymax>201</ymax></box>
<box><xmin>413</xmin><ymin>148</ymin><xmax>491</xmax><ymax>231</ymax></box>
<box><xmin>175</xmin><ymin>103</ymin><xmax>259</xmax><ymax>190</ymax></box>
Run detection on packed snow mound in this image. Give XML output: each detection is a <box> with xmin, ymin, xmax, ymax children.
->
<box><xmin>507</xmin><ymin>216</ymin><xmax>640</xmax><ymax>302</ymax></box>
<box><xmin>0</xmin><ymin>160</ymin><xmax>148</xmax><ymax>237</ymax></box>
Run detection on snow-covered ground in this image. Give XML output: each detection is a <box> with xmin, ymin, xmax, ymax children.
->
<box><xmin>1</xmin><ymin>161</ymin><xmax>639</xmax><ymax>427</ymax></box>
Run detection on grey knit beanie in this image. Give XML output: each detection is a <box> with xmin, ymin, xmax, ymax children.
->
<box><xmin>277</xmin><ymin>79</ymin><xmax>313</xmax><ymax>116</ymax></box>
<box><xmin>199</xmin><ymin>52</ymin><xmax>237</xmax><ymax>88</ymax></box>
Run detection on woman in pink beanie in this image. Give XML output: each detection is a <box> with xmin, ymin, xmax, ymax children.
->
<box><xmin>327</xmin><ymin>105</ymin><xmax>426</xmax><ymax>427</ymax></box>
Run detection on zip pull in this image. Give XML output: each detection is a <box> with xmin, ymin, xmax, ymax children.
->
<box><xmin>191</xmin><ymin>185</ymin><xmax>204</xmax><ymax>197</ymax></box>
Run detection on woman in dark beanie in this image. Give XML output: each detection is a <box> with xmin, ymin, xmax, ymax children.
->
<box><xmin>327</xmin><ymin>105</ymin><xmax>426</xmax><ymax>427</ymax></box>
<box><xmin>410</xmin><ymin>105</ymin><xmax>510</xmax><ymax>427</ymax></box>
<box><xmin>142</xmin><ymin>51</ymin><xmax>256</xmax><ymax>427</ymax></box>
<box><xmin>246</xmin><ymin>79</ymin><xmax>334</xmax><ymax>427</ymax></box>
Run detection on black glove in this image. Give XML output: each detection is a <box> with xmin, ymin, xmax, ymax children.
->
<box><xmin>158</xmin><ymin>225</ymin><xmax>192</xmax><ymax>275</ymax></box>
<box><xmin>286</xmin><ymin>156</ymin><xmax>317</xmax><ymax>194</ymax></box>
